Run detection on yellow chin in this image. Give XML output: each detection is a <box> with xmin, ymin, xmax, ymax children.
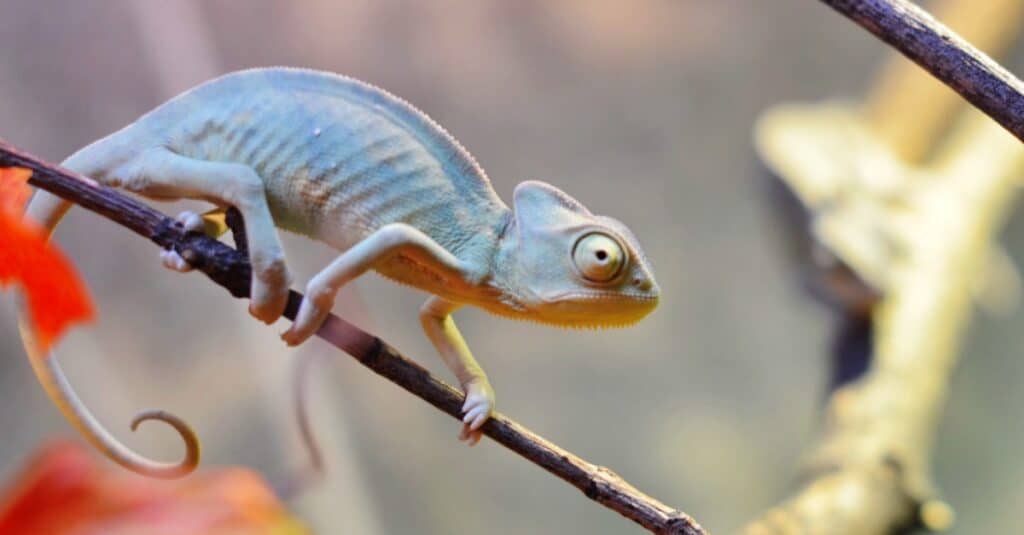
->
<box><xmin>479</xmin><ymin>297</ymin><xmax>657</xmax><ymax>330</ymax></box>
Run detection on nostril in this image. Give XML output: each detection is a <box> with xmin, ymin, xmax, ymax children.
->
<box><xmin>633</xmin><ymin>277</ymin><xmax>653</xmax><ymax>291</ymax></box>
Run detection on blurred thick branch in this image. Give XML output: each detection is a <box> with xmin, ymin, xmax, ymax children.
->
<box><xmin>744</xmin><ymin>0</ymin><xmax>1024</xmax><ymax>532</ymax></box>
<box><xmin>752</xmin><ymin>107</ymin><xmax>1024</xmax><ymax>533</ymax></box>
<box><xmin>0</xmin><ymin>141</ymin><xmax>705</xmax><ymax>535</ymax></box>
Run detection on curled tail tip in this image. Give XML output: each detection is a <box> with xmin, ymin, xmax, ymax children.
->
<box><xmin>18</xmin><ymin>185</ymin><xmax>202</xmax><ymax>481</ymax></box>
<box><xmin>129</xmin><ymin>409</ymin><xmax>202</xmax><ymax>479</ymax></box>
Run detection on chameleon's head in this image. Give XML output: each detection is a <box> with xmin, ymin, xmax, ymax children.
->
<box><xmin>492</xmin><ymin>181</ymin><xmax>659</xmax><ymax>328</ymax></box>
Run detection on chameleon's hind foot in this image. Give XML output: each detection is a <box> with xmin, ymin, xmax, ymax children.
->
<box><xmin>160</xmin><ymin>211</ymin><xmax>205</xmax><ymax>273</ymax></box>
<box><xmin>458</xmin><ymin>378</ymin><xmax>494</xmax><ymax>447</ymax></box>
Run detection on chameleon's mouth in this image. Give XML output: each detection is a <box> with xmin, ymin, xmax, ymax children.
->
<box><xmin>542</xmin><ymin>290</ymin><xmax>660</xmax><ymax>303</ymax></box>
<box><xmin>477</xmin><ymin>290</ymin><xmax>658</xmax><ymax>329</ymax></box>
<box><xmin>529</xmin><ymin>290</ymin><xmax>660</xmax><ymax>329</ymax></box>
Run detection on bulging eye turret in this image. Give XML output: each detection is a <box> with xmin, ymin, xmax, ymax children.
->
<box><xmin>572</xmin><ymin>232</ymin><xmax>624</xmax><ymax>282</ymax></box>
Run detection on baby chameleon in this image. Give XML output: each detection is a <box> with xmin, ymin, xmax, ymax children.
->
<box><xmin>22</xmin><ymin>67</ymin><xmax>660</xmax><ymax>478</ymax></box>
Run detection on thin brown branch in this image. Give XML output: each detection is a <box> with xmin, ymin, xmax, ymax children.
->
<box><xmin>0</xmin><ymin>139</ymin><xmax>705</xmax><ymax>535</ymax></box>
<box><xmin>819</xmin><ymin>0</ymin><xmax>1024</xmax><ymax>143</ymax></box>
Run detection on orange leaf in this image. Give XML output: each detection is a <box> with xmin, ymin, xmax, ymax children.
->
<box><xmin>0</xmin><ymin>167</ymin><xmax>32</xmax><ymax>214</ymax></box>
<box><xmin>0</xmin><ymin>441</ymin><xmax>308</xmax><ymax>534</ymax></box>
<box><xmin>0</xmin><ymin>166</ymin><xmax>94</xmax><ymax>353</ymax></box>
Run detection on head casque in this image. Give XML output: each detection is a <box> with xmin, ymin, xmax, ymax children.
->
<box><xmin>488</xmin><ymin>181</ymin><xmax>660</xmax><ymax>328</ymax></box>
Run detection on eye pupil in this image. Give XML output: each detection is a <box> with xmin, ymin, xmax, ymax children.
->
<box><xmin>595</xmin><ymin>250</ymin><xmax>608</xmax><ymax>261</ymax></box>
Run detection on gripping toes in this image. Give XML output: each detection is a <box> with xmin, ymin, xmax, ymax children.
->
<box><xmin>281</xmin><ymin>280</ymin><xmax>333</xmax><ymax>346</ymax></box>
<box><xmin>160</xmin><ymin>211</ymin><xmax>206</xmax><ymax>273</ymax></box>
<box><xmin>176</xmin><ymin>210</ymin><xmax>204</xmax><ymax>233</ymax></box>
<box><xmin>160</xmin><ymin>250</ymin><xmax>193</xmax><ymax>272</ymax></box>
<box><xmin>459</xmin><ymin>379</ymin><xmax>495</xmax><ymax>446</ymax></box>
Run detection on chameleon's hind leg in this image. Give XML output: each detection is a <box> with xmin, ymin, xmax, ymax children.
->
<box><xmin>130</xmin><ymin>149</ymin><xmax>292</xmax><ymax>324</ymax></box>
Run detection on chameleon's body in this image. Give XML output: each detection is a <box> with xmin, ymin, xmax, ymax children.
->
<box><xmin>22</xmin><ymin>67</ymin><xmax>660</xmax><ymax>478</ymax></box>
<box><xmin>148</xmin><ymin>69</ymin><xmax>508</xmax><ymax>285</ymax></box>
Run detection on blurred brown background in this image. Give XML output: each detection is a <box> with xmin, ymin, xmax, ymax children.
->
<box><xmin>1</xmin><ymin>1</ymin><xmax>1022</xmax><ymax>533</ymax></box>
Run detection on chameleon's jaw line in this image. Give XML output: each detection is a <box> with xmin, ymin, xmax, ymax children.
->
<box><xmin>542</xmin><ymin>290</ymin><xmax>660</xmax><ymax>303</ymax></box>
<box><xmin>535</xmin><ymin>311</ymin><xmax>655</xmax><ymax>330</ymax></box>
<box><xmin>524</xmin><ymin>291</ymin><xmax>659</xmax><ymax>329</ymax></box>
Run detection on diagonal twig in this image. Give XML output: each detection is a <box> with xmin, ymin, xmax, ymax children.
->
<box><xmin>0</xmin><ymin>139</ymin><xmax>705</xmax><ymax>535</ymax></box>
<box><xmin>820</xmin><ymin>0</ymin><xmax>1024</xmax><ymax>143</ymax></box>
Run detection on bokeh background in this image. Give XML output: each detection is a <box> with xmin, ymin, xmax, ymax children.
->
<box><xmin>1</xmin><ymin>1</ymin><xmax>1022</xmax><ymax>533</ymax></box>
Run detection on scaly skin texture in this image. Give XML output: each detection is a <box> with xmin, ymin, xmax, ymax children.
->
<box><xmin>21</xmin><ymin>67</ymin><xmax>660</xmax><ymax>478</ymax></box>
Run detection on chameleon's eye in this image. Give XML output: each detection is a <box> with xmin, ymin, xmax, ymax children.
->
<box><xmin>573</xmin><ymin>232</ymin><xmax>624</xmax><ymax>282</ymax></box>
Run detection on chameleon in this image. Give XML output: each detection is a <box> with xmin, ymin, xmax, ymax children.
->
<box><xmin>20</xmin><ymin>67</ymin><xmax>660</xmax><ymax>479</ymax></box>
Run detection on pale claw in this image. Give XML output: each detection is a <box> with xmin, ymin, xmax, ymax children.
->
<box><xmin>459</xmin><ymin>379</ymin><xmax>494</xmax><ymax>447</ymax></box>
<box><xmin>176</xmin><ymin>210</ymin><xmax>204</xmax><ymax>233</ymax></box>
<box><xmin>459</xmin><ymin>425</ymin><xmax>482</xmax><ymax>446</ymax></box>
<box><xmin>160</xmin><ymin>249</ymin><xmax>194</xmax><ymax>273</ymax></box>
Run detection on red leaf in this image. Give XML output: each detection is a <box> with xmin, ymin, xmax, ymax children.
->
<box><xmin>0</xmin><ymin>167</ymin><xmax>32</xmax><ymax>213</ymax></box>
<box><xmin>0</xmin><ymin>167</ymin><xmax>94</xmax><ymax>353</ymax></box>
<box><xmin>0</xmin><ymin>441</ymin><xmax>308</xmax><ymax>534</ymax></box>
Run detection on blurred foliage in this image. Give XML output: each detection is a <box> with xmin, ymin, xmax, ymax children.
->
<box><xmin>0</xmin><ymin>440</ymin><xmax>305</xmax><ymax>534</ymax></box>
<box><xmin>0</xmin><ymin>166</ymin><xmax>94</xmax><ymax>353</ymax></box>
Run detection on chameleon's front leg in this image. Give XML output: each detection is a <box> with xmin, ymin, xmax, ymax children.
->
<box><xmin>282</xmin><ymin>223</ymin><xmax>470</xmax><ymax>345</ymax></box>
<box><xmin>280</xmin><ymin>224</ymin><xmax>495</xmax><ymax>444</ymax></box>
<box><xmin>420</xmin><ymin>296</ymin><xmax>494</xmax><ymax>446</ymax></box>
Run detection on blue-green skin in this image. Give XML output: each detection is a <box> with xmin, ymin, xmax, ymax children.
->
<box><xmin>22</xmin><ymin>67</ymin><xmax>660</xmax><ymax>478</ymax></box>
<box><xmin>154</xmin><ymin>69</ymin><xmax>506</xmax><ymax>270</ymax></box>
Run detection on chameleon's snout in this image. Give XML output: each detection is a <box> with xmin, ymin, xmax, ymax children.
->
<box><xmin>631</xmin><ymin>273</ymin><xmax>659</xmax><ymax>296</ymax></box>
<box><xmin>625</xmin><ymin>268</ymin><xmax>661</xmax><ymax>322</ymax></box>
<box><xmin>625</xmin><ymin>255</ymin><xmax>660</xmax><ymax>305</ymax></box>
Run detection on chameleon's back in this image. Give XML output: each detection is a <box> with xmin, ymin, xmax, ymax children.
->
<box><xmin>134</xmin><ymin>68</ymin><xmax>509</xmax><ymax>257</ymax></box>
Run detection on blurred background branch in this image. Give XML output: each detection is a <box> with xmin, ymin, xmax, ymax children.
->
<box><xmin>746</xmin><ymin>0</ymin><xmax>1024</xmax><ymax>532</ymax></box>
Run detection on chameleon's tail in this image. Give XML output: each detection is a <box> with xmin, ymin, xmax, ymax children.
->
<box><xmin>16</xmin><ymin>161</ymin><xmax>200</xmax><ymax>479</ymax></box>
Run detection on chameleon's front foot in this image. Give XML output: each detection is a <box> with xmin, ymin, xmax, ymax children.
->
<box><xmin>458</xmin><ymin>378</ymin><xmax>495</xmax><ymax>446</ymax></box>
<box><xmin>281</xmin><ymin>278</ymin><xmax>335</xmax><ymax>346</ymax></box>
